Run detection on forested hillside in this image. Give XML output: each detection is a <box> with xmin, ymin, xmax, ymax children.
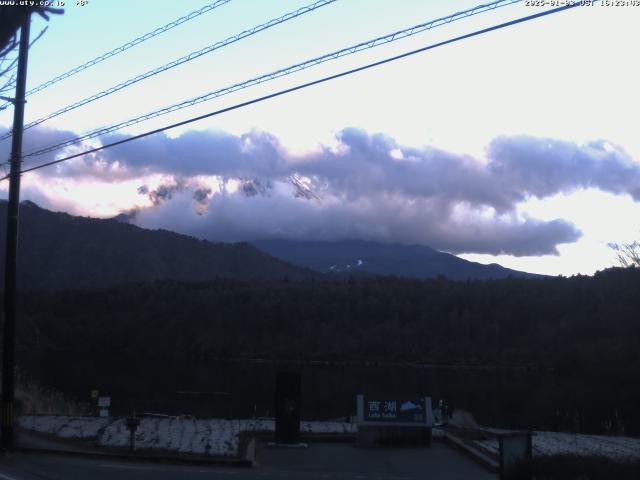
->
<box><xmin>16</xmin><ymin>267</ymin><xmax>639</xmax><ymax>367</ymax></box>
<box><xmin>0</xmin><ymin>201</ymin><xmax>311</xmax><ymax>289</ymax></box>
<box><xmin>12</xmin><ymin>266</ymin><xmax>640</xmax><ymax>434</ymax></box>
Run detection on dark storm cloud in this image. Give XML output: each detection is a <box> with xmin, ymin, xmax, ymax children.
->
<box><xmin>18</xmin><ymin>125</ymin><xmax>640</xmax><ymax>255</ymax></box>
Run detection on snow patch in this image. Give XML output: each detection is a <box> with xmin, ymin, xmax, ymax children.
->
<box><xmin>17</xmin><ymin>416</ymin><xmax>109</xmax><ymax>439</ymax></box>
<box><xmin>473</xmin><ymin>431</ymin><xmax>640</xmax><ymax>461</ymax></box>
<box><xmin>18</xmin><ymin>416</ymin><xmax>355</xmax><ymax>457</ymax></box>
<box><xmin>21</xmin><ymin>415</ymin><xmax>638</xmax><ymax>462</ymax></box>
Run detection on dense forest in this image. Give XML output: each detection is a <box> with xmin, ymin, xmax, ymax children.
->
<box><xmin>11</xmin><ymin>266</ymin><xmax>640</xmax><ymax>434</ymax></box>
<box><xmin>0</xmin><ymin>201</ymin><xmax>312</xmax><ymax>290</ymax></box>
<box><xmin>16</xmin><ymin>267</ymin><xmax>639</xmax><ymax>366</ymax></box>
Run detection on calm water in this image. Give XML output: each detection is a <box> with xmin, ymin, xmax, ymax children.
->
<box><xmin>22</xmin><ymin>355</ymin><xmax>542</xmax><ymax>419</ymax></box>
<box><xmin>20</xmin><ymin>353</ymin><xmax>639</xmax><ymax>435</ymax></box>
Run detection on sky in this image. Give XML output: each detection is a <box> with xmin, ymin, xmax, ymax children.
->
<box><xmin>0</xmin><ymin>0</ymin><xmax>639</xmax><ymax>276</ymax></box>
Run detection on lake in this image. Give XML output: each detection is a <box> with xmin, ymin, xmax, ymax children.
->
<box><xmin>18</xmin><ymin>352</ymin><xmax>638</xmax><ymax>435</ymax></box>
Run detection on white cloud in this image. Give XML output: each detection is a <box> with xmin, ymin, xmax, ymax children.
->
<box><xmin>9</xmin><ymin>125</ymin><xmax>640</xmax><ymax>264</ymax></box>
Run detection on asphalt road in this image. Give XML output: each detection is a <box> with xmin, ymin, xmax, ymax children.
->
<box><xmin>258</xmin><ymin>443</ymin><xmax>497</xmax><ymax>480</ymax></box>
<box><xmin>0</xmin><ymin>443</ymin><xmax>497</xmax><ymax>479</ymax></box>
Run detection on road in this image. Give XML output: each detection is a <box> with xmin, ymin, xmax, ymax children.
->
<box><xmin>0</xmin><ymin>443</ymin><xmax>497</xmax><ymax>479</ymax></box>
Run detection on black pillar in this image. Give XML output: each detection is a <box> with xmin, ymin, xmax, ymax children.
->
<box><xmin>2</xmin><ymin>12</ymin><xmax>31</xmax><ymax>450</ymax></box>
<box><xmin>275</xmin><ymin>371</ymin><xmax>301</xmax><ymax>444</ymax></box>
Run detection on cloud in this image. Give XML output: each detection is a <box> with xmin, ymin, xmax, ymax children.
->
<box><xmin>129</xmin><ymin>186</ymin><xmax>580</xmax><ymax>256</ymax></box>
<box><xmin>147</xmin><ymin>179</ymin><xmax>185</xmax><ymax>206</ymax></box>
<box><xmin>91</xmin><ymin>129</ymin><xmax>289</xmax><ymax>179</ymax></box>
<box><xmin>1</xmin><ymin>125</ymin><xmax>77</xmax><ymax>167</ymax></box>
<box><xmin>487</xmin><ymin>135</ymin><xmax>640</xmax><ymax>202</ymax></box>
<box><xmin>19</xmin><ymin>126</ymin><xmax>640</xmax><ymax>255</ymax></box>
<box><xmin>0</xmin><ymin>125</ymin><xmax>133</xmax><ymax>182</ymax></box>
<box><xmin>192</xmin><ymin>186</ymin><xmax>212</xmax><ymax>205</ymax></box>
<box><xmin>30</xmin><ymin>126</ymin><xmax>640</xmax><ymax>206</ymax></box>
<box><xmin>63</xmin><ymin>127</ymin><xmax>639</xmax><ymax>210</ymax></box>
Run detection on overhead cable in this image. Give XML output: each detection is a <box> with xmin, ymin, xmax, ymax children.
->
<box><xmin>2</xmin><ymin>2</ymin><xmax>581</xmax><ymax>181</ymax></box>
<box><xmin>22</xmin><ymin>0</ymin><xmax>521</xmax><ymax>159</ymax></box>
<box><xmin>0</xmin><ymin>0</ymin><xmax>232</xmax><ymax>112</ymax></box>
<box><xmin>0</xmin><ymin>0</ymin><xmax>336</xmax><ymax>141</ymax></box>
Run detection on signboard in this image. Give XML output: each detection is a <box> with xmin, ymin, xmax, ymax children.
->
<box><xmin>97</xmin><ymin>396</ymin><xmax>111</xmax><ymax>408</ymax></box>
<box><xmin>357</xmin><ymin>395</ymin><xmax>433</xmax><ymax>427</ymax></box>
<box><xmin>364</xmin><ymin>399</ymin><xmax>426</xmax><ymax>423</ymax></box>
<box><xmin>90</xmin><ymin>389</ymin><xmax>99</xmax><ymax>399</ymax></box>
<box><xmin>99</xmin><ymin>408</ymin><xmax>109</xmax><ymax>418</ymax></box>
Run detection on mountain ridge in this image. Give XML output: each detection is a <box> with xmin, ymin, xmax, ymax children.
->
<box><xmin>0</xmin><ymin>200</ymin><xmax>312</xmax><ymax>290</ymax></box>
<box><xmin>252</xmin><ymin>238</ymin><xmax>543</xmax><ymax>280</ymax></box>
<box><xmin>0</xmin><ymin>201</ymin><xmax>543</xmax><ymax>289</ymax></box>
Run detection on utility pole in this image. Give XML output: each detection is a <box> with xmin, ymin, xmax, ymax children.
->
<box><xmin>2</xmin><ymin>12</ymin><xmax>31</xmax><ymax>450</ymax></box>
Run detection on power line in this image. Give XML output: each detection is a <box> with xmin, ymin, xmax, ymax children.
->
<box><xmin>0</xmin><ymin>56</ymin><xmax>19</xmax><ymax>79</ymax></box>
<box><xmin>1</xmin><ymin>2</ymin><xmax>581</xmax><ymax>182</ymax></box>
<box><xmin>0</xmin><ymin>0</ymin><xmax>231</xmax><ymax>112</ymax></box>
<box><xmin>0</xmin><ymin>26</ymin><xmax>49</xmax><ymax>103</ymax></box>
<box><xmin>0</xmin><ymin>0</ymin><xmax>335</xmax><ymax>141</ymax></box>
<box><xmin>22</xmin><ymin>0</ymin><xmax>521</xmax><ymax>160</ymax></box>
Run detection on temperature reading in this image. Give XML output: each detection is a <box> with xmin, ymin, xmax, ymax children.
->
<box><xmin>77</xmin><ymin>0</ymin><xmax>89</xmax><ymax>6</ymax></box>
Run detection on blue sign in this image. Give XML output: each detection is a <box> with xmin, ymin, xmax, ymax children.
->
<box><xmin>358</xmin><ymin>395</ymin><xmax>433</xmax><ymax>427</ymax></box>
